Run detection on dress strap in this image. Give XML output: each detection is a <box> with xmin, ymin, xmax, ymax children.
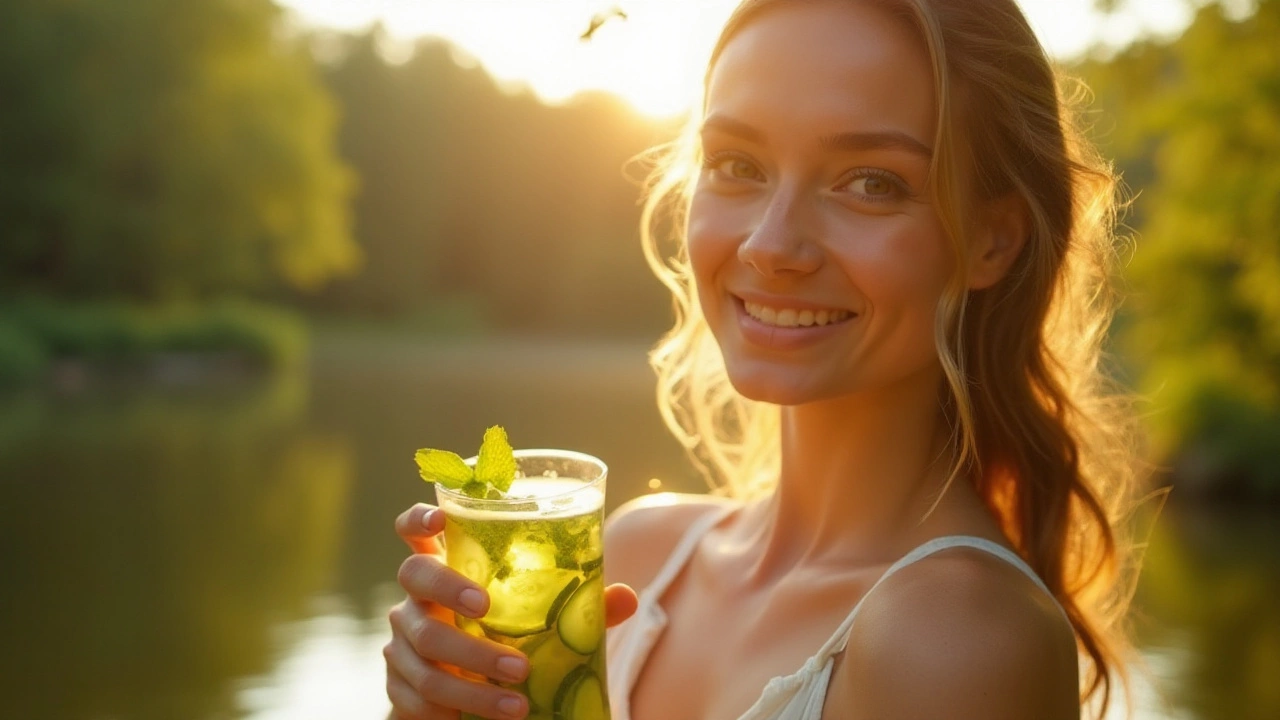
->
<box><xmin>814</xmin><ymin>535</ymin><xmax>1065</xmax><ymax>660</ymax></box>
<box><xmin>639</xmin><ymin>503</ymin><xmax>737</xmax><ymax>602</ymax></box>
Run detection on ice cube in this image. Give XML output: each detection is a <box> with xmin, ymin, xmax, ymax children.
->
<box><xmin>507</xmin><ymin>535</ymin><xmax>558</xmax><ymax>571</ymax></box>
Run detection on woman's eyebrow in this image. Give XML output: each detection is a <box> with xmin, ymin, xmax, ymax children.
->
<box><xmin>700</xmin><ymin>113</ymin><xmax>765</xmax><ymax>143</ymax></box>
<box><xmin>700</xmin><ymin>113</ymin><xmax>932</xmax><ymax>159</ymax></box>
<box><xmin>818</xmin><ymin>130</ymin><xmax>933</xmax><ymax>158</ymax></box>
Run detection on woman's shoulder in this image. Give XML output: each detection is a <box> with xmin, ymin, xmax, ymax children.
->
<box><xmin>829</xmin><ymin>543</ymin><xmax>1080</xmax><ymax>720</ymax></box>
<box><xmin>602</xmin><ymin>492</ymin><xmax>736</xmax><ymax>591</ymax></box>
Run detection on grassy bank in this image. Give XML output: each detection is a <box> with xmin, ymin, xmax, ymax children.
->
<box><xmin>0</xmin><ymin>298</ymin><xmax>307</xmax><ymax>387</ymax></box>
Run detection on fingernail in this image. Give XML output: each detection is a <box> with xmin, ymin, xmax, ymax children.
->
<box><xmin>459</xmin><ymin>588</ymin><xmax>486</xmax><ymax>616</ymax></box>
<box><xmin>421</xmin><ymin>508</ymin><xmax>437</xmax><ymax>529</ymax></box>
<box><xmin>497</xmin><ymin>694</ymin><xmax>524</xmax><ymax>717</ymax></box>
<box><xmin>496</xmin><ymin>655</ymin><xmax>527</xmax><ymax>683</ymax></box>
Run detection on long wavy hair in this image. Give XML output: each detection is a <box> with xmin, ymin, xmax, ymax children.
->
<box><xmin>638</xmin><ymin>0</ymin><xmax>1145</xmax><ymax>716</ymax></box>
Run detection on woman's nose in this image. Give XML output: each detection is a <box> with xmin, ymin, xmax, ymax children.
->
<box><xmin>737</xmin><ymin>186</ymin><xmax>824</xmax><ymax>278</ymax></box>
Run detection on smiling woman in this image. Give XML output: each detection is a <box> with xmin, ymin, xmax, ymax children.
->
<box><xmin>381</xmin><ymin>1</ymin><xmax>1148</xmax><ymax>719</ymax></box>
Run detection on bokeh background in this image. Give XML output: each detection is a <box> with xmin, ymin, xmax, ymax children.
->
<box><xmin>1</xmin><ymin>1</ymin><xmax>1277</xmax><ymax>718</ymax></box>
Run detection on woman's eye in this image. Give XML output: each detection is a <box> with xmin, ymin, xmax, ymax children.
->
<box><xmin>854</xmin><ymin>176</ymin><xmax>892</xmax><ymax>196</ymax></box>
<box><xmin>706</xmin><ymin>154</ymin><xmax>764</xmax><ymax>182</ymax></box>
<box><xmin>840</xmin><ymin>171</ymin><xmax>908</xmax><ymax>201</ymax></box>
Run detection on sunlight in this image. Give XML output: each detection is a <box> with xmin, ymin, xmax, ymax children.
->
<box><xmin>285</xmin><ymin>0</ymin><xmax>739</xmax><ymax>118</ymax></box>
<box><xmin>281</xmin><ymin>0</ymin><xmax>1199</xmax><ymax>119</ymax></box>
<box><xmin>237</xmin><ymin>601</ymin><xmax>392</xmax><ymax>720</ymax></box>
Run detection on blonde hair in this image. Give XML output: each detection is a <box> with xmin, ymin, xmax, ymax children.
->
<box><xmin>639</xmin><ymin>0</ymin><xmax>1145</xmax><ymax>716</ymax></box>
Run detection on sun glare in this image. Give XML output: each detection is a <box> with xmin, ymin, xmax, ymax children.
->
<box><xmin>283</xmin><ymin>0</ymin><xmax>739</xmax><ymax>118</ymax></box>
<box><xmin>282</xmin><ymin>0</ymin><xmax>1199</xmax><ymax>119</ymax></box>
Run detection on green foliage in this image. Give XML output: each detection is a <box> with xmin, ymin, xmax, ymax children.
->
<box><xmin>0</xmin><ymin>0</ymin><xmax>358</xmax><ymax>300</ymax></box>
<box><xmin>0</xmin><ymin>323</ymin><xmax>48</xmax><ymax>387</ymax></box>
<box><xmin>0</xmin><ymin>299</ymin><xmax>308</xmax><ymax>375</ymax></box>
<box><xmin>311</xmin><ymin>31</ymin><xmax>676</xmax><ymax>335</ymax></box>
<box><xmin>1078</xmin><ymin>0</ymin><xmax>1280</xmax><ymax>495</ymax></box>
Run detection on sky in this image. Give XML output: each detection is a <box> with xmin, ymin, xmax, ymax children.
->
<box><xmin>279</xmin><ymin>0</ymin><xmax>1204</xmax><ymax>118</ymax></box>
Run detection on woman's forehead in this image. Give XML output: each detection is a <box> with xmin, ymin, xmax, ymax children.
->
<box><xmin>704</xmin><ymin>1</ymin><xmax>936</xmax><ymax>146</ymax></box>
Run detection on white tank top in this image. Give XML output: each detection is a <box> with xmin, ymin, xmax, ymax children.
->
<box><xmin>606</xmin><ymin>505</ymin><xmax>1066</xmax><ymax>720</ymax></box>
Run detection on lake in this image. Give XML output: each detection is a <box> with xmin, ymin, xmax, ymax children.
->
<box><xmin>1</xmin><ymin>329</ymin><xmax>1275</xmax><ymax>720</ymax></box>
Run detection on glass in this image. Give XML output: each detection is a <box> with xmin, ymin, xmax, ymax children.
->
<box><xmin>436</xmin><ymin>449</ymin><xmax>611</xmax><ymax>720</ymax></box>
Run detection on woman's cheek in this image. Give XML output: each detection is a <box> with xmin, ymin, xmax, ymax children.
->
<box><xmin>687</xmin><ymin>195</ymin><xmax>742</xmax><ymax>277</ymax></box>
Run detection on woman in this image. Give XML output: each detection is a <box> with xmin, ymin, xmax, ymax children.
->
<box><xmin>384</xmin><ymin>0</ymin><xmax>1144</xmax><ymax>718</ymax></box>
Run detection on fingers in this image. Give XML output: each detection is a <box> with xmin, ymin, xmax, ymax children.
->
<box><xmin>386</xmin><ymin>665</ymin><xmax>441</xmax><ymax>720</ymax></box>
<box><xmin>397</xmin><ymin>504</ymin><xmax>446</xmax><ymax>555</ymax></box>
<box><xmin>604</xmin><ymin>583</ymin><xmax>639</xmax><ymax>628</ymax></box>
<box><xmin>389</xmin><ymin>603</ymin><xmax>529</xmax><ymax>683</ymax></box>
<box><xmin>399</xmin><ymin>553</ymin><xmax>490</xmax><ymax>618</ymax></box>
<box><xmin>384</xmin><ymin>633</ymin><xmax>529</xmax><ymax>720</ymax></box>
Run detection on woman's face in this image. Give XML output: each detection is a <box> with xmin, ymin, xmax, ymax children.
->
<box><xmin>689</xmin><ymin>0</ymin><xmax>954</xmax><ymax>406</ymax></box>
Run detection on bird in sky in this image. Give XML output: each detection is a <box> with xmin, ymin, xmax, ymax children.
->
<box><xmin>580</xmin><ymin>5</ymin><xmax>628</xmax><ymax>41</ymax></box>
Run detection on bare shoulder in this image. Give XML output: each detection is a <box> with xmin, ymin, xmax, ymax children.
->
<box><xmin>603</xmin><ymin>492</ymin><xmax>735</xmax><ymax>591</ymax></box>
<box><xmin>832</xmin><ymin>545</ymin><xmax>1080</xmax><ymax>720</ymax></box>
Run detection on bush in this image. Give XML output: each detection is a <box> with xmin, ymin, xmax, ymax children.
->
<box><xmin>154</xmin><ymin>301</ymin><xmax>308</xmax><ymax>370</ymax></box>
<box><xmin>0</xmin><ymin>298</ymin><xmax>308</xmax><ymax>382</ymax></box>
<box><xmin>0</xmin><ymin>322</ymin><xmax>47</xmax><ymax>387</ymax></box>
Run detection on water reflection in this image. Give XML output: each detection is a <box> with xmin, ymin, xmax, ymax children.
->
<box><xmin>0</xmin><ymin>373</ymin><xmax>352</xmax><ymax>720</ymax></box>
<box><xmin>1</xmin><ymin>333</ymin><xmax>1276</xmax><ymax>720</ymax></box>
<box><xmin>237</xmin><ymin>593</ymin><xmax>393</xmax><ymax>720</ymax></box>
<box><xmin>1134</xmin><ymin>502</ymin><xmax>1280</xmax><ymax>720</ymax></box>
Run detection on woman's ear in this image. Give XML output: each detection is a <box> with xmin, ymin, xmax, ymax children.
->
<box><xmin>967</xmin><ymin>192</ymin><xmax>1029</xmax><ymax>290</ymax></box>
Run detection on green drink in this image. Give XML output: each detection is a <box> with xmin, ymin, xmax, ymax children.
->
<box><xmin>436</xmin><ymin>449</ymin><xmax>611</xmax><ymax>720</ymax></box>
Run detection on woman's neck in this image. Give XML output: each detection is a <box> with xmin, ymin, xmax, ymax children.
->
<box><xmin>738</xmin><ymin>371</ymin><xmax>984</xmax><ymax>583</ymax></box>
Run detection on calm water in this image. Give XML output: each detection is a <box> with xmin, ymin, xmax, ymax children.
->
<box><xmin>0</xmin><ymin>330</ymin><xmax>1275</xmax><ymax>720</ymax></box>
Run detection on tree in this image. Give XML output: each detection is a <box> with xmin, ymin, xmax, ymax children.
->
<box><xmin>0</xmin><ymin>0</ymin><xmax>358</xmax><ymax>301</ymax></box>
<box><xmin>316</xmin><ymin>31</ymin><xmax>676</xmax><ymax>335</ymax></box>
<box><xmin>1078</xmin><ymin>0</ymin><xmax>1280</xmax><ymax>495</ymax></box>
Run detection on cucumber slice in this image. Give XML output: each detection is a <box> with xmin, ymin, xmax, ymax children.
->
<box><xmin>526</xmin><ymin>637</ymin><xmax>585</xmax><ymax>712</ymax></box>
<box><xmin>557</xmin><ymin>576</ymin><xmax>604</xmax><ymax>655</ymax></box>
<box><xmin>553</xmin><ymin>666</ymin><xmax>609</xmax><ymax>720</ymax></box>
<box><xmin>482</xmin><ymin>568</ymin><xmax>579</xmax><ymax>638</ymax></box>
<box><xmin>579</xmin><ymin>555</ymin><xmax>603</xmax><ymax>576</ymax></box>
<box><xmin>446</xmin><ymin>531</ymin><xmax>493</xmax><ymax>586</ymax></box>
<box><xmin>569</xmin><ymin>672</ymin><xmax>608</xmax><ymax>720</ymax></box>
<box><xmin>546</xmin><ymin>576</ymin><xmax>581</xmax><ymax>628</ymax></box>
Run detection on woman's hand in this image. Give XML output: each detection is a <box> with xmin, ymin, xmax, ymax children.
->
<box><xmin>384</xmin><ymin>503</ymin><xmax>638</xmax><ymax>720</ymax></box>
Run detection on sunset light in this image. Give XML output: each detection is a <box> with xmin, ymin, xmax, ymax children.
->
<box><xmin>281</xmin><ymin>0</ymin><xmax>1200</xmax><ymax>118</ymax></box>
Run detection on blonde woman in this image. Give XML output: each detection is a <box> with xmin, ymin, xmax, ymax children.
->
<box><xmin>385</xmin><ymin>0</ymin><xmax>1145</xmax><ymax>718</ymax></box>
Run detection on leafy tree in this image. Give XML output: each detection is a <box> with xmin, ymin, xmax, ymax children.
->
<box><xmin>0</xmin><ymin>0</ymin><xmax>358</xmax><ymax>301</ymax></box>
<box><xmin>316</xmin><ymin>30</ymin><xmax>676</xmax><ymax>335</ymax></box>
<box><xmin>1078</xmin><ymin>0</ymin><xmax>1280</xmax><ymax>495</ymax></box>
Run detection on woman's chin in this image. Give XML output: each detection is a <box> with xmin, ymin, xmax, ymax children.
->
<box><xmin>723</xmin><ymin>368</ymin><xmax>824</xmax><ymax>407</ymax></box>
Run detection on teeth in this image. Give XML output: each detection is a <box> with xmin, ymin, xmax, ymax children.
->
<box><xmin>744</xmin><ymin>301</ymin><xmax>851</xmax><ymax>328</ymax></box>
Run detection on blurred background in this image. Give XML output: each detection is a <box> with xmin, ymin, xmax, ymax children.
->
<box><xmin>0</xmin><ymin>0</ymin><xmax>1276</xmax><ymax>718</ymax></box>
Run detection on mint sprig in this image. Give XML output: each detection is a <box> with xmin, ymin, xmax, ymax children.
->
<box><xmin>415</xmin><ymin>425</ymin><xmax>517</xmax><ymax>499</ymax></box>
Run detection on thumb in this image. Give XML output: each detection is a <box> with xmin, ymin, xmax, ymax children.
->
<box><xmin>603</xmin><ymin>583</ymin><xmax>638</xmax><ymax>628</ymax></box>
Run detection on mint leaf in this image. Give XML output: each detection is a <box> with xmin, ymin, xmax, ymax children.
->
<box><xmin>475</xmin><ymin>425</ymin><xmax>517</xmax><ymax>493</ymax></box>
<box><xmin>460</xmin><ymin>480</ymin><xmax>490</xmax><ymax>499</ymax></box>
<box><xmin>414</xmin><ymin>449</ymin><xmax>473</xmax><ymax>489</ymax></box>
